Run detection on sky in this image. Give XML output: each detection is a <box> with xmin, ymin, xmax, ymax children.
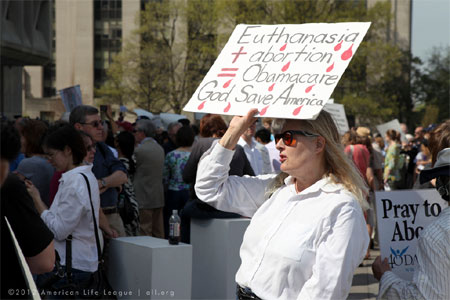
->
<box><xmin>411</xmin><ymin>0</ymin><xmax>450</xmax><ymax>64</ymax></box>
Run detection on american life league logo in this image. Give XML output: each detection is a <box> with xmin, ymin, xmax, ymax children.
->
<box><xmin>389</xmin><ymin>246</ymin><xmax>417</xmax><ymax>273</ymax></box>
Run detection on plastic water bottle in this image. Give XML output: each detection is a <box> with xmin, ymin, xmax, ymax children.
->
<box><xmin>169</xmin><ymin>210</ymin><xmax>181</xmax><ymax>245</ymax></box>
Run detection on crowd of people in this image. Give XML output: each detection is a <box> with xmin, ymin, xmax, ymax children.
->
<box><xmin>1</xmin><ymin>105</ymin><xmax>448</xmax><ymax>299</ymax></box>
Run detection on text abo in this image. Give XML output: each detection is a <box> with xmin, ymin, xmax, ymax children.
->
<box><xmin>381</xmin><ymin>198</ymin><xmax>426</xmax><ymax>242</ymax></box>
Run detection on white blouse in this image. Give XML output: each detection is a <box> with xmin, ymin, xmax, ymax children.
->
<box><xmin>41</xmin><ymin>165</ymin><xmax>101</xmax><ymax>273</ymax></box>
<box><xmin>195</xmin><ymin>143</ymin><xmax>369</xmax><ymax>300</ymax></box>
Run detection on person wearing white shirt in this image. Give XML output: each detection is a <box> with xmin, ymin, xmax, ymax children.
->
<box><xmin>238</xmin><ymin>121</ymin><xmax>264</xmax><ymax>175</ymax></box>
<box><xmin>26</xmin><ymin>124</ymin><xmax>101</xmax><ymax>288</ymax></box>
<box><xmin>195</xmin><ymin>109</ymin><xmax>369</xmax><ymax>300</ymax></box>
<box><xmin>255</xmin><ymin>127</ymin><xmax>281</xmax><ymax>173</ymax></box>
<box><xmin>372</xmin><ymin>122</ymin><xmax>450</xmax><ymax>300</ymax></box>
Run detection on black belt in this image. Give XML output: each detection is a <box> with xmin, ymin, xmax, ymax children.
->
<box><xmin>103</xmin><ymin>207</ymin><xmax>118</xmax><ymax>215</ymax></box>
<box><xmin>237</xmin><ymin>285</ymin><xmax>261</xmax><ymax>300</ymax></box>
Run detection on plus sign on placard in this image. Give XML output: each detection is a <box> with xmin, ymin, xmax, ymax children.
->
<box><xmin>231</xmin><ymin>46</ymin><xmax>247</xmax><ymax>63</ymax></box>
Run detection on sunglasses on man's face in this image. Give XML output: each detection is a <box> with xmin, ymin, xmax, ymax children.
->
<box><xmin>275</xmin><ymin>130</ymin><xmax>319</xmax><ymax>147</ymax></box>
<box><xmin>80</xmin><ymin>120</ymin><xmax>102</xmax><ymax>128</ymax></box>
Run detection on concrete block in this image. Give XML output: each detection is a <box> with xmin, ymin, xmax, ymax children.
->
<box><xmin>191</xmin><ymin>218</ymin><xmax>250</xmax><ymax>300</ymax></box>
<box><xmin>107</xmin><ymin>236</ymin><xmax>192</xmax><ymax>299</ymax></box>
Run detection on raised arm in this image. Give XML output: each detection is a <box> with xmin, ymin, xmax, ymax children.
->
<box><xmin>219</xmin><ymin>109</ymin><xmax>259</xmax><ymax>150</ymax></box>
<box><xmin>195</xmin><ymin>109</ymin><xmax>275</xmax><ymax>217</ymax></box>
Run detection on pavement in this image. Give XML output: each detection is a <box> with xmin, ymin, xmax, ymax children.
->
<box><xmin>348</xmin><ymin>247</ymin><xmax>380</xmax><ymax>300</ymax></box>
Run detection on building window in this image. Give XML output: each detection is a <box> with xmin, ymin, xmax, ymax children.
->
<box><xmin>94</xmin><ymin>0</ymin><xmax>122</xmax><ymax>88</ymax></box>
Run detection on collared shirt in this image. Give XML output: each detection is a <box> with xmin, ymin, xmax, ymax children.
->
<box><xmin>238</xmin><ymin>137</ymin><xmax>264</xmax><ymax>175</ymax></box>
<box><xmin>41</xmin><ymin>165</ymin><xmax>101</xmax><ymax>273</ymax></box>
<box><xmin>265</xmin><ymin>140</ymin><xmax>281</xmax><ymax>172</ymax></box>
<box><xmin>255</xmin><ymin>142</ymin><xmax>273</xmax><ymax>175</ymax></box>
<box><xmin>139</xmin><ymin>137</ymin><xmax>154</xmax><ymax>146</ymax></box>
<box><xmin>92</xmin><ymin>142</ymin><xmax>127</xmax><ymax>207</ymax></box>
<box><xmin>378</xmin><ymin>206</ymin><xmax>450</xmax><ymax>300</ymax></box>
<box><xmin>195</xmin><ymin>143</ymin><xmax>369</xmax><ymax>300</ymax></box>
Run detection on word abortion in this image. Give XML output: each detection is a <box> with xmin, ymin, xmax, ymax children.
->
<box><xmin>238</xmin><ymin>25</ymin><xmax>360</xmax><ymax>45</ymax></box>
<box><xmin>249</xmin><ymin>44</ymin><xmax>333</xmax><ymax>64</ymax></box>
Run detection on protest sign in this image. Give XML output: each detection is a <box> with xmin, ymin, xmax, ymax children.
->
<box><xmin>375</xmin><ymin>189</ymin><xmax>448</xmax><ymax>280</ymax></box>
<box><xmin>183</xmin><ymin>23</ymin><xmax>371</xmax><ymax>119</ymax></box>
<box><xmin>376</xmin><ymin>119</ymin><xmax>407</xmax><ymax>142</ymax></box>
<box><xmin>59</xmin><ymin>85</ymin><xmax>82</xmax><ymax>112</ymax></box>
<box><xmin>323</xmin><ymin>102</ymin><xmax>349</xmax><ymax>135</ymax></box>
<box><xmin>5</xmin><ymin>218</ymin><xmax>40</xmax><ymax>299</ymax></box>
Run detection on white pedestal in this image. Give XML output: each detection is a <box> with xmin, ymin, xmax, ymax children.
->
<box><xmin>107</xmin><ymin>236</ymin><xmax>192</xmax><ymax>299</ymax></box>
<box><xmin>190</xmin><ymin>218</ymin><xmax>250</xmax><ymax>300</ymax></box>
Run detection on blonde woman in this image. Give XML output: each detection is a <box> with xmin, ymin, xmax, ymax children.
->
<box><xmin>195</xmin><ymin>109</ymin><xmax>369</xmax><ymax>300</ymax></box>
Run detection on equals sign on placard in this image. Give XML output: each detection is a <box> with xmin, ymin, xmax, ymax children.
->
<box><xmin>217</xmin><ymin>68</ymin><xmax>239</xmax><ymax>77</ymax></box>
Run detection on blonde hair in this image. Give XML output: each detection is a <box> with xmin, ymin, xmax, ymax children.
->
<box><xmin>268</xmin><ymin>110</ymin><xmax>369</xmax><ymax>211</ymax></box>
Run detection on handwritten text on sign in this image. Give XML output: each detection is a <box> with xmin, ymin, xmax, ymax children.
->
<box><xmin>375</xmin><ymin>189</ymin><xmax>448</xmax><ymax>281</ymax></box>
<box><xmin>183</xmin><ymin>23</ymin><xmax>371</xmax><ymax>119</ymax></box>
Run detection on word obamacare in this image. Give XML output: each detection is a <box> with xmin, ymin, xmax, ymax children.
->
<box><xmin>243</xmin><ymin>63</ymin><xmax>339</xmax><ymax>85</ymax></box>
<box><xmin>238</xmin><ymin>25</ymin><xmax>360</xmax><ymax>45</ymax></box>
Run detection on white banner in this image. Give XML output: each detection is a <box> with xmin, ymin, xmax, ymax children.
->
<box><xmin>323</xmin><ymin>103</ymin><xmax>349</xmax><ymax>135</ymax></box>
<box><xmin>375</xmin><ymin>189</ymin><xmax>448</xmax><ymax>280</ymax></box>
<box><xmin>59</xmin><ymin>85</ymin><xmax>82</xmax><ymax>112</ymax></box>
<box><xmin>183</xmin><ymin>23</ymin><xmax>371</xmax><ymax>119</ymax></box>
<box><xmin>376</xmin><ymin>119</ymin><xmax>407</xmax><ymax>142</ymax></box>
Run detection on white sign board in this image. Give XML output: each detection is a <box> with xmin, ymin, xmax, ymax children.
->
<box><xmin>183</xmin><ymin>23</ymin><xmax>371</xmax><ymax>119</ymax></box>
<box><xmin>376</xmin><ymin>119</ymin><xmax>407</xmax><ymax>142</ymax></box>
<box><xmin>59</xmin><ymin>85</ymin><xmax>82</xmax><ymax>112</ymax></box>
<box><xmin>375</xmin><ymin>189</ymin><xmax>448</xmax><ymax>280</ymax></box>
<box><xmin>323</xmin><ymin>103</ymin><xmax>349</xmax><ymax>135</ymax></box>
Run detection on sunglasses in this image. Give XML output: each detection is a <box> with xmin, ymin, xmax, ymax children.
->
<box><xmin>80</xmin><ymin>120</ymin><xmax>102</xmax><ymax>128</ymax></box>
<box><xmin>275</xmin><ymin>130</ymin><xmax>319</xmax><ymax>146</ymax></box>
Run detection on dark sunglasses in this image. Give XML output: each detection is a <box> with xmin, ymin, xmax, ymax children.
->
<box><xmin>80</xmin><ymin>120</ymin><xmax>102</xmax><ymax>128</ymax></box>
<box><xmin>275</xmin><ymin>130</ymin><xmax>319</xmax><ymax>146</ymax></box>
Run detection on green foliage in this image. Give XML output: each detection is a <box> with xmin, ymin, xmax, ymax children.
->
<box><xmin>414</xmin><ymin>46</ymin><xmax>450</xmax><ymax>125</ymax></box>
<box><xmin>97</xmin><ymin>0</ymin><xmax>220</xmax><ymax>113</ymax></box>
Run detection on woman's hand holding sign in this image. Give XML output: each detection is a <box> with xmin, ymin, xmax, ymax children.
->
<box><xmin>219</xmin><ymin>108</ymin><xmax>259</xmax><ymax>150</ymax></box>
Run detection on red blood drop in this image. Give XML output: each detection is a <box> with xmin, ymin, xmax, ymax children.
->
<box><xmin>198</xmin><ymin>101</ymin><xmax>206</xmax><ymax>110</ymax></box>
<box><xmin>268</xmin><ymin>83</ymin><xmax>275</xmax><ymax>92</ymax></box>
<box><xmin>326</xmin><ymin>62</ymin><xmax>334</xmax><ymax>73</ymax></box>
<box><xmin>341</xmin><ymin>44</ymin><xmax>353</xmax><ymax>61</ymax></box>
<box><xmin>260</xmin><ymin>105</ymin><xmax>269</xmax><ymax>116</ymax></box>
<box><xmin>223</xmin><ymin>79</ymin><xmax>232</xmax><ymax>88</ymax></box>
<box><xmin>281</xmin><ymin>61</ymin><xmax>290</xmax><ymax>72</ymax></box>
<box><xmin>223</xmin><ymin>102</ymin><xmax>231</xmax><ymax>113</ymax></box>
<box><xmin>292</xmin><ymin>105</ymin><xmax>303</xmax><ymax>116</ymax></box>
<box><xmin>305</xmin><ymin>84</ymin><xmax>314</xmax><ymax>93</ymax></box>
<box><xmin>280</xmin><ymin>43</ymin><xmax>287</xmax><ymax>51</ymax></box>
<box><xmin>334</xmin><ymin>40</ymin><xmax>343</xmax><ymax>51</ymax></box>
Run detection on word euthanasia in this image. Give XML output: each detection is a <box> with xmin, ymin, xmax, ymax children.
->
<box><xmin>237</xmin><ymin>25</ymin><xmax>360</xmax><ymax>45</ymax></box>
